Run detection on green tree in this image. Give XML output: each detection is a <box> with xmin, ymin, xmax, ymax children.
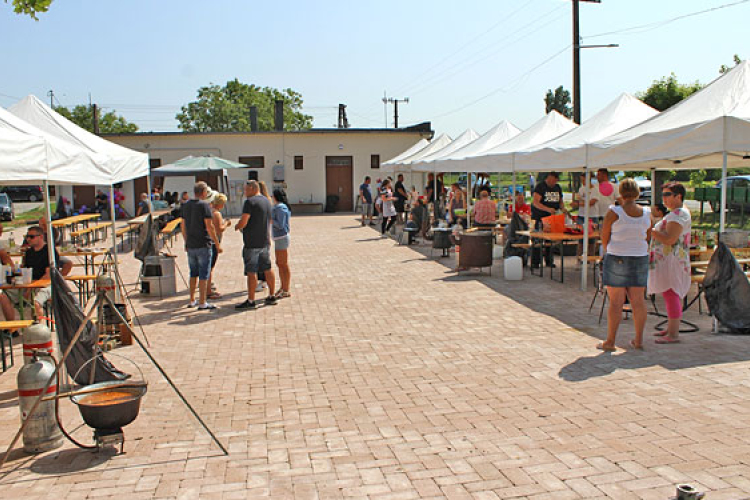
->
<box><xmin>54</xmin><ymin>105</ymin><xmax>139</xmax><ymax>134</ymax></box>
<box><xmin>176</xmin><ymin>79</ymin><xmax>313</xmax><ymax>132</ymax></box>
<box><xmin>720</xmin><ymin>54</ymin><xmax>742</xmax><ymax>74</ymax></box>
<box><xmin>636</xmin><ymin>73</ymin><xmax>703</xmax><ymax>112</ymax></box>
<box><xmin>5</xmin><ymin>0</ymin><xmax>52</xmax><ymax>19</ymax></box>
<box><xmin>544</xmin><ymin>86</ymin><xmax>573</xmax><ymax>119</ymax></box>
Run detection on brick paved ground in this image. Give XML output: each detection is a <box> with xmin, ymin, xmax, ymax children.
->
<box><xmin>1</xmin><ymin>214</ymin><xmax>750</xmax><ymax>499</ymax></box>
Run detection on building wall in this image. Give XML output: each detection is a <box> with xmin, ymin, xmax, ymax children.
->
<box><xmin>104</xmin><ymin>130</ymin><xmax>428</xmax><ymax>214</ymax></box>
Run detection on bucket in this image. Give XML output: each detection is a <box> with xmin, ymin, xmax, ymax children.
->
<box><xmin>504</xmin><ymin>256</ymin><xmax>523</xmax><ymax>281</ymax></box>
<box><xmin>542</xmin><ymin>214</ymin><xmax>565</xmax><ymax>233</ymax></box>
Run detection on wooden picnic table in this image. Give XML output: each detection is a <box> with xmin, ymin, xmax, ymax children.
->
<box><xmin>691</xmin><ymin>257</ymin><xmax>750</xmax><ymax>269</ymax></box>
<box><xmin>523</xmin><ymin>230</ymin><xmax>601</xmax><ymax>283</ymax></box>
<box><xmin>0</xmin><ymin>279</ymin><xmax>51</xmax><ymax>320</ymax></box>
<box><xmin>8</xmin><ymin>248</ymin><xmax>109</xmax><ymax>275</ymax></box>
<box><xmin>128</xmin><ymin>208</ymin><xmax>172</xmax><ymax>226</ymax></box>
<box><xmin>51</xmin><ymin>213</ymin><xmax>101</xmax><ymax>244</ymax></box>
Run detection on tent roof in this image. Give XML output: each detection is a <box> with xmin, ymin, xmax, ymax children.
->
<box><xmin>0</xmin><ymin>105</ymin><xmax>103</xmax><ymax>185</ymax></box>
<box><xmin>381</xmin><ymin>133</ymin><xmax>452</xmax><ymax>172</ymax></box>
<box><xmin>410</xmin><ymin>129</ymin><xmax>480</xmax><ymax>171</ymax></box>
<box><xmin>152</xmin><ymin>155</ymin><xmax>247</xmax><ymax>176</ymax></box>
<box><xmin>436</xmin><ymin>120</ymin><xmax>522</xmax><ymax>169</ymax></box>
<box><xmin>9</xmin><ymin>95</ymin><xmax>149</xmax><ymax>183</ymax></box>
<box><xmin>460</xmin><ymin>111</ymin><xmax>577</xmax><ymax>172</ymax></box>
<box><xmin>589</xmin><ymin>61</ymin><xmax>750</xmax><ymax>170</ymax></box>
<box><xmin>514</xmin><ymin>93</ymin><xmax>659</xmax><ymax>172</ymax></box>
<box><xmin>382</xmin><ymin>138</ymin><xmax>430</xmax><ymax>166</ymax></box>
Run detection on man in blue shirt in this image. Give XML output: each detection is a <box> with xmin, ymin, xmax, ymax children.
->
<box><xmin>359</xmin><ymin>176</ymin><xmax>374</xmax><ymax>226</ymax></box>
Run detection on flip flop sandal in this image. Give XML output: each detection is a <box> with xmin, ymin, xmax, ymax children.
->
<box><xmin>629</xmin><ymin>340</ymin><xmax>644</xmax><ymax>350</ymax></box>
<box><xmin>653</xmin><ymin>330</ymin><xmax>669</xmax><ymax>337</ymax></box>
<box><xmin>208</xmin><ymin>292</ymin><xmax>222</xmax><ymax>299</ymax></box>
<box><xmin>275</xmin><ymin>290</ymin><xmax>291</xmax><ymax>299</ymax></box>
<box><xmin>655</xmin><ymin>337</ymin><xmax>680</xmax><ymax>344</ymax></box>
<box><xmin>596</xmin><ymin>342</ymin><xmax>617</xmax><ymax>352</ymax></box>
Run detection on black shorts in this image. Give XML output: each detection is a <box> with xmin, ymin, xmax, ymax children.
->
<box><xmin>394</xmin><ymin>200</ymin><xmax>406</xmax><ymax>213</ymax></box>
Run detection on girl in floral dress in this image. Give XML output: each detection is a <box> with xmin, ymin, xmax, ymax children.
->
<box><xmin>648</xmin><ymin>182</ymin><xmax>692</xmax><ymax>344</ymax></box>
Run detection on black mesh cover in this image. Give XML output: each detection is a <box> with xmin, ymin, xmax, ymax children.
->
<box><xmin>703</xmin><ymin>241</ymin><xmax>750</xmax><ymax>334</ymax></box>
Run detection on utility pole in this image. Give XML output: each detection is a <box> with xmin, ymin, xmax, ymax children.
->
<box><xmin>572</xmin><ymin>0</ymin><xmax>616</xmax><ymax>124</ymax></box>
<box><xmin>382</xmin><ymin>96</ymin><xmax>409</xmax><ymax>129</ymax></box>
<box><xmin>337</xmin><ymin>104</ymin><xmax>350</xmax><ymax>129</ymax></box>
<box><xmin>47</xmin><ymin>90</ymin><xmax>54</xmax><ymax>108</ymax></box>
<box><xmin>92</xmin><ymin>104</ymin><xmax>100</xmax><ymax>135</ymax></box>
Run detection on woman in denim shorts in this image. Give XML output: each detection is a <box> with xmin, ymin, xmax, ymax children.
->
<box><xmin>598</xmin><ymin>179</ymin><xmax>652</xmax><ymax>351</ymax></box>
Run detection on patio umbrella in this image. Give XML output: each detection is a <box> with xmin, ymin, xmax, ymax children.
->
<box><xmin>152</xmin><ymin>155</ymin><xmax>248</xmax><ymax>200</ymax></box>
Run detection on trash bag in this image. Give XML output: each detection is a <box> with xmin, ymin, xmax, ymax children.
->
<box><xmin>504</xmin><ymin>212</ymin><xmax>529</xmax><ymax>261</ymax></box>
<box><xmin>325</xmin><ymin>195</ymin><xmax>339</xmax><ymax>213</ymax></box>
<box><xmin>50</xmin><ymin>268</ymin><xmax>130</xmax><ymax>384</ymax></box>
<box><xmin>134</xmin><ymin>214</ymin><xmax>158</xmax><ymax>263</ymax></box>
<box><xmin>703</xmin><ymin>241</ymin><xmax>750</xmax><ymax>334</ymax></box>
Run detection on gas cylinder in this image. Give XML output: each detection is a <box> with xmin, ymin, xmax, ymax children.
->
<box><xmin>22</xmin><ymin>322</ymin><xmax>55</xmax><ymax>365</ymax></box>
<box><xmin>17</xmin><ymin>352</ymin><xmax>63</xmax><ymax>453</ymax></box>
<box><xmin>96</xmin><ymin>274</ymin><xmax>117</xmax><ymax>303</ymax></box>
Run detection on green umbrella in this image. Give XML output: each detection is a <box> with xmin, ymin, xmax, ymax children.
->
<box><xmin>152</xmin><ymin>155</ymin><xmax>247</xmax><ymax>175</ymax></box>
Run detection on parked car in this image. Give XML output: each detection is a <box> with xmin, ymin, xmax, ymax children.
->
<box><xmin>634</xmin><ymin>178</ymin><xmax>651</xmax><ymax>205</ymax></box>
<box><xmin>0</xmin><ymin>193</ymin><xmax>14</xmax><ymax>221</ymax></box>
<box><xmin>1</xmin><ymin>185</ymin><xmax>43</xmax><ymax>202</ymax></box>
<box><xmin>712</xmin><ymin>175</ymin><xmax>750</xmax><ymax>212</ymax></box>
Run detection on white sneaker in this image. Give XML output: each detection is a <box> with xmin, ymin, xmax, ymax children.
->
<box><xmin>255</xmin><ymin>282</ymin><xmax>267</xmax><ymax>292</ymax></box>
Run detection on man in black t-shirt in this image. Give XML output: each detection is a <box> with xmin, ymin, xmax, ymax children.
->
<box><xmin>394</xmin><ymin>174</ymin><xmax>408</xmax><ymax>224</ymax></box>
<box><xmin>181</xmin><ymin>182</ymin><xmax>222</xmax><ymax>310</ymax></box>
<box><xmin>530</xmin><ymin>172</ymin><xmax>569</xmax><ymax>268</ymax></box>
<box><xmin>234</xmin><ymin>180</ymin><xmax>277</xmax><ymax>310</ymax></box>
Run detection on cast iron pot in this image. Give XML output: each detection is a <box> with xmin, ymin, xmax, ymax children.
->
<box><xmin>71</xmin><ymin>380</ymin><xmax>147</xmax><ymax>430</ymax></box>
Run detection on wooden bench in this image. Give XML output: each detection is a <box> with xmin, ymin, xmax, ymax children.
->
<box><xmin>116</xmin><ymin>226</ymin><xmax>137</xmax><ymax>250</ymax></box>
<box><xmin>160</xmin><ymin>218</ymin><xmax>182</xmax><ymax>247</ymax></box>
<box><xmin>71</xmin><ymin>222</ymin><xmax>111</xmax><ymax>246</ymax></box>
<box><xmin>0</xmin><ymin>319</ymin><xmax>33</xmax><ymax>372</ymax></box>
<box><xmin>65</xmin><ymin>275</ymin><xmax>97</xmax><ymax>304</ymax></box>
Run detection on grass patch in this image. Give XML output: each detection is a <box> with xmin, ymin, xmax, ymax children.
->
<box><xmin>1</xmin><ymin>203</ymin><xmax>56</xmax><ymax>231</ymax></box>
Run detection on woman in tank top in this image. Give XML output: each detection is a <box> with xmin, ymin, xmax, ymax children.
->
<box><xmin>598</xmin><ymin>178</ymin><xmax>652</xmax><ymax>351</ymax></box>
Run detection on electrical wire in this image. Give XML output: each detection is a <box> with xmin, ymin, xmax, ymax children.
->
<box><xmin>429</xmin><ymin>44</ymin><xmax>571</xmax><ymax>121</ymax></box>
<box><xmin>585</xmin><ymin>0</ymin><xmax>750</xmax><ymax>39</ymax></box>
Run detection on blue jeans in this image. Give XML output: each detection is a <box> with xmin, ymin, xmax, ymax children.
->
<box><xmin>187</xmin><ymin>247</ymin><xmax>212</xmax><ymax>280</ymax></box>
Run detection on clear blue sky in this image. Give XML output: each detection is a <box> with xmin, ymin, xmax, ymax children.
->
<box><xmin>1</xmin><ymin>0</ymin><xmax>747</xmax><ymax>137</ymax></box>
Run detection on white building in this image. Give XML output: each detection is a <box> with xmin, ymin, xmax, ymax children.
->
<box><xmin>67</xmin><ymin>124</ymin><xmax>431</xmax><ymax>215</ymax></box>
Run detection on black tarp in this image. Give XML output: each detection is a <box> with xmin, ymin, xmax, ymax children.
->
<box><xmin>50</xmin><ymin>268</ymin><xmax>129</xmax><ymax>384</ymax></box>
<box><xmin>703</xmin><ymin>241</ymin><xmax>750</xmax><ymax>334</ymax></box>
<box><xmin>503</xmin><ymin>212</ymin><xmax>529</xmax><ymax>261</ymax></box>
<box><xmin>134</xmin><ymin>213</ymin><xmax>158</xmax><ymax>263</ymax></box>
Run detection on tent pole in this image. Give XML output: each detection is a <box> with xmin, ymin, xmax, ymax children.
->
<box><xmin>43</xmin><ymin>181</ymin><xmax>57</xmax><ymax>270</ymax></box>
<box><xmin>581</xmin><ymin>166</ymin><xmax>591</xmax><ymax>292</ymax></box>
<box><xmin>650</xmin><ymin>169</ymin><xmax>656</xmax><ymax>210</ymax></box>
<box><xmin>146</xmin><ymin>174</ymin><xmax>153</xmax><ymax>212</ymax></box>
<box><xmin>467</xmin><ymin>171</ymin><xmax>471</xmax><ymax>229</ymax></box>
<box><xmin>109</xmin><ymin>185</ymin><xmax>119</xmax><ymax>270</ymax></box>
<box><xmin>720</xmin><ymin>151</ymin><xmax>728</xmax><ymax>233</ymax></box>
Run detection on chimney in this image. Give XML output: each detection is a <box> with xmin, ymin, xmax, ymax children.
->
<box><xmin>274</xmin><ymin>100</ymin><xmax>284</xmax><ymax>131</ymax></box>
<box><xmin>249</xmin><ymin>106</ymin><xmax>258</xmax><ymax>132</ymax></box>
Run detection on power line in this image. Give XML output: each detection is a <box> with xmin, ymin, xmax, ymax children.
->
<box><xmin>429</xmin><ymin>44</ymin><xmax>571</xmax><ymax>121</ymax></box>
<box><xmin>585</xmin><ymin>0</ymin><xmax>750</xmax><ymax>39</ymax></box>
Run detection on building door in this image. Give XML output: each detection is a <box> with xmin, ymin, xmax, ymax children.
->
<box><xmin>325</xmin><ymin>156</ymin><xmax>353</xmax><ymax>211</ymax></box>
<box><xmin>72</xmin><ymin>186</ymin><xmax>96</xmax><ymax>211</ymax></box>
<box><xmin>196</xmin><ymin>173</ymin><xmax>220</xmax><ymax>190</ymax></box>
<box><xmin>133</xmin><ymin>177</ymin><xmax>148</xmax><ymax>200</ymax></box>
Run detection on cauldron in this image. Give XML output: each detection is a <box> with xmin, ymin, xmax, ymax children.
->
<box><xmin>71</xmin><ymin>381</ymin><xmax>147</xmax><ymax>431</ymax></box>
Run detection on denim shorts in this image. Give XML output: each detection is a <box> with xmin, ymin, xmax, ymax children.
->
<box><xmin>273</xmin><ymin>235</ymin><xmax>290</xmax><ymax>251</ymax></box>
<box><xmin>602</xmin><ymin>254</ymin><xmax>648</xmax><ymax>288</ymax></box>
<box><xmin>187</xmin><ymin>246</ymin><xmax>212</xmax><ymax>280</ymax></box>
<box><xmin>243</xmin><ymin>246</ymin><xmax>272</xmax><ymax>275</ymax></box>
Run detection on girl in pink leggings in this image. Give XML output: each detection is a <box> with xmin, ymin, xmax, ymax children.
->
<box><xmin>648</xmin><ymin>182</ymin><xmax>691</xmax><ymax>344</ymax></box>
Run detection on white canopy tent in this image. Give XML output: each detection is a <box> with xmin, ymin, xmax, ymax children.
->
<box><xmin>380</xmin><ymin>133</ymin><xmax>453</xmax><ymax>173</ymax></box>
<box><xmin>381</xmin><ymin>138</ymin><xmax>430</xmax><ymax>167</ymax></box>
<box><xmin>432</xmin><ymin>120</ymin><xmax>522</xmax><ymax>171</ymax></box>
<box><xmin>9</xmin><ymin>95</ymin><xmax>149</xmax><ymax>184</ymax></box>
<box><xmin>514</xmin><ymin>93</ymin><xmax>659</xmax><ymax>172</ymax></box>
<box><xmin>459</xmin><ymin>111</ymin><xmax>578</xmax><ymax>173</ymax></box>
<box><xmin>409</xmin><ymin>129</ymin><xmax>480</xmax><ymax>172</ymax></box>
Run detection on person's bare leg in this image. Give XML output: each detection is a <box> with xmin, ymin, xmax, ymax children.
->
<box><xmin>276</xmin><ymin>250</ymin><xmax>290</xmax><ymax>292</ymax></box>
<box><xmin>198</xmin><ymin>279</ymin><xmax>208</xmax><ymax>305</ymax></box>
<box><xmin>61</xmin><ymin>260</ymin><xmax>73</xmax><ymax>276</ymax></box>
<box><xmin>189</xmin><ymin>277</ymin><xmax>198</xmax><ymax>303</ymax></box>
<box><xmin>247</xmin><ymin>274</ymin><xmax>257</xmax><ymax>301</ymax></box>
<box><xmin>265</xmin><ymin>269</ymin><xmax>276</xmax><ymax>297</ymax></box>
<box><xmin>34</xmin><ymin>301</ymin><xmax>44</xmax><ymax>319</ymax></box>
<box><xmin>603</xmin><ymin>287</ymin><xmax>626</xmax><ymax>349</ymax></box>
<box><xmin>0</xmin><ymin>294</ymin><xmax>16</xmax><ymax>321</ymax></box>
<box><xmin>627</xmin><ymin>287</ymin><xmax>647</xmax><ymax>348</ymax></box>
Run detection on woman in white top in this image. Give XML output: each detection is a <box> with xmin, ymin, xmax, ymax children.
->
<box><xmin>599</xmin><ymin>179</ymin><xmax>652</xmax><ymax>351</ymax></box>
<box><xmin>648</xmin><ymin>182</ymin><xmax>691</xmax><ymax>344</ymax></box>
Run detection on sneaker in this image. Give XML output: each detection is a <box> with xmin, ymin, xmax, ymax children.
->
<box><xmin>198</xmin><ymin>303</ymin><xmax>217</xmax><ymax>310</ymax></box>
<box><xmin>235</xmin><ymin>300</ymin><xmax>257</xmax><ymax>311</ymax></box>
<box><xmin>380</xmin><ymin>234</ymin><xmax>388</xmax><ymax>239</ymax></box>
<box><xmin>264</xmin><ymin>296</ymin><xmax>278</xmax><ymax>306</ymax></box>
<box><xmin>255</xmin><ymin>282</ymin><xmax>267</xmax><ymax>292</ymax></box>
<box><xmin>187</xmin><ymin>300</ymin><xmax>198</xmax><ymax>308</ymax></box>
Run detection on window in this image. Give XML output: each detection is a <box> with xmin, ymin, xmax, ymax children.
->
<box><xmin>294</xmin><ymin>156</ymin><xmax>303</xmax><ymax>170</ymax></box>
<box><xmin>371</xmin><ymin>154</ymin><xmax>380</xmax><ymax>169</ymax></box>
<box><xmin>238</xmin><ymin>156</ymin><xmax>265</xmax><ymax>168</ymax></box>
<box><xmin>149</xmin><ymin>158</ymin><xmax>162</xmax><ymax>169</ymax></box>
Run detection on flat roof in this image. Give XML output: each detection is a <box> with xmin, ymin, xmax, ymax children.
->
<box><xmin>104</xmin><ymin>122</ymin><xmax>433</xmax><ymax>138</ymax></box>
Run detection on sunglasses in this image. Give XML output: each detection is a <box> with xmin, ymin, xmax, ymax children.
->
<box><xmin>661</xmin><ymin>192</ymin><xmax>675</xmax><ymax>198</ymax></box>
<box><xmin>25</xmin><ymin>234</ymin><xmax>41</xmax><ymax>239</ymax></box>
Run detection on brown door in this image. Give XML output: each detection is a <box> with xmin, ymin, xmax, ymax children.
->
<box><xmin>73</xmin><ymin>186</ymin><xmax>96</xmax><ymax>211</ymax></box>
<box><xmin>325</xmin><ymin>156</ymin><xmax>353</xmax><ymax>211</ymax></box>
<box><xmin>133</xmin><ymin>176</ymin><xmax>149</xmax><ymax>200</ymax></box>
